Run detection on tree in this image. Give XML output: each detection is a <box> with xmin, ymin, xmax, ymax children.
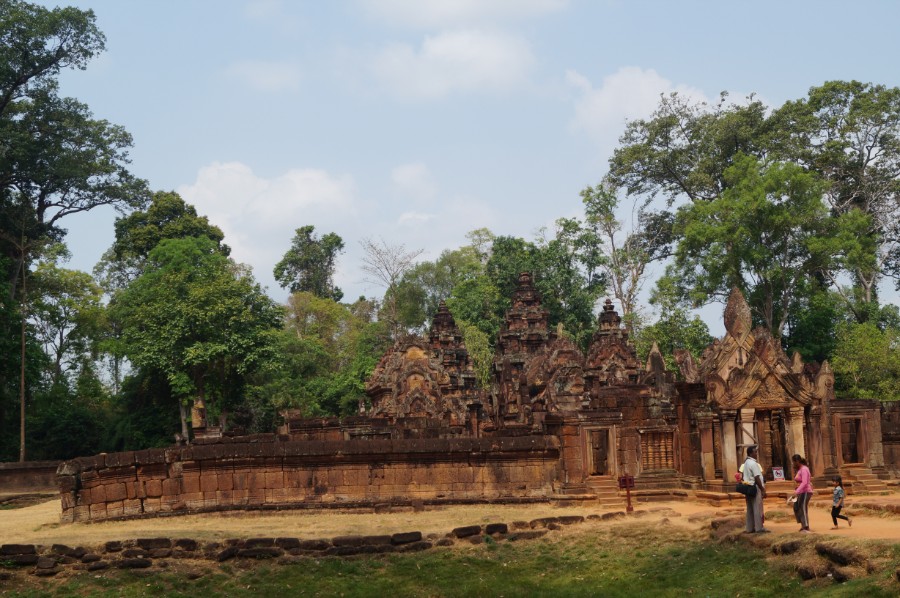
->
<box><xmin>775</xmin><ymin>81</ymin><xmax>900</xmax><ymax>315</ymax></box>
<box><xmin>114</xmin><ymin>237</ymin><xmax>281</xmax><ymax>439</ymax></box>
<box><xmin>360</xmin><ymin>237</ymin><xmax>423</xmax><ymax>338</ymax></box>
<box><xmin>1</xmin><ymin>1</ymin><xmax>147</xmax><ymax>460</ymax></box>
<box><xmin>576</xmin><ymin>181</ymin><xmax>669</xmax><ymax>327</ymax></box>
<box><xmin>30</xmin><ymin>252</ymin><xmax>104</xmax><ymax>386</ymax></box>
<box><xmin>274</xmin><ymin>225</ymin><xmax>344</xmax><ymax>300</ymax></box>
<box><xmin>632</xmin><ymin>275</ymin><xmax>713</xmax><ymax>373</ymax></box>
<box><xmin>673</xmin><ymin>155</ymin><xmax>831</xmax><ymax>338</ymax></box>
<box><xmin>831</xmin><ymin>321</ymin><xmax>900</xmax><ymax>401</ymax></box>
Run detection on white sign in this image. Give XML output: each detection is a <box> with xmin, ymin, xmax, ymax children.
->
<box><xmin>772</xmin><ymin>466</ymin><xmax>785</xmax><ymax>481</ymax></box>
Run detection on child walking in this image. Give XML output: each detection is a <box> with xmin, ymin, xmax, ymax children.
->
<box><xmin>831</xmin><ymin>476</ymin><xmax>852</xmax><ymax>529</ymax></box>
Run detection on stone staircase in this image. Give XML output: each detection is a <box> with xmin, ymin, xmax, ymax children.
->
<box><xmin>586</xmin><ymin>476</ymin><xmax>623</xmax><ymax>508</ymax></box>
<box><xmin>841</xmin><ymin>466</ymin><xmax>891</xmax><ymax>495</ymax></box>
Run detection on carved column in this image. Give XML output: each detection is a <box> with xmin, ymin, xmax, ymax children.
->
<box><xmin>698</xmin><ymin>415</ymin><xmax>716</xmax><ymax>482</ymax></box>
<box><xmin>787</xmin><ymin>407</ymin><xmax>806</xmax><ymax>461</ymax></box>
<box><xmin>807</xmin><ymin>406</ymin><xmax>824</xmax><ymax>476</ymax></box>
<box><xmin>739</xmin><ymin>408</ymin><xmax>757</xmax><ymax>446</ymax></box>
<box><xmin>721</xmin><ymin>410</ymin><xmax>739</xmax><ymax>482</ymax></box>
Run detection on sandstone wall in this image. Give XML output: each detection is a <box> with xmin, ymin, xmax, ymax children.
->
<box><xmin>0</xmin><ymin>460</ymin><xmax>60</xmax><ymax>492</ymax></box>
<box><xmin>57</xmin><ymin>435</ymin><xmax>561</xmax><ymax>523</ymax></box>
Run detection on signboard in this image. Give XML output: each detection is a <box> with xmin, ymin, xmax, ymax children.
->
<box><xmin>772</xmin><ymin>466</ymin><xmax>785</xmax><ymax>481</ymax></box>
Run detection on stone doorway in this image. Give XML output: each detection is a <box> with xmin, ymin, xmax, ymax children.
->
<box><xmin>588</xmin><ymin>428</ymin><xmax>614</xmax><ymax>476</ymax></box>
<box><xmin>837</xmin><ymin>417</ymin><xmax>866</xmax><ymax>465</ymax></box>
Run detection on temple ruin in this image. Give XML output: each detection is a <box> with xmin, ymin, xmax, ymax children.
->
<box><xmin>57</xmin><ymin>273</ymin><xmax>897</xmax><ymax>522</ymax></box>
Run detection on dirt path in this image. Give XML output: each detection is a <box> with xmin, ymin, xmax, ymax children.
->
<box><xmin>2</xmin><ymin>497</ymin><xmax>899</xmax><ymax>547</ymax></box>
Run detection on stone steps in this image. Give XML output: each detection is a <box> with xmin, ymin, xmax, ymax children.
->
<box><xmin>585</xmin><ymin>476</ymin><xmax>623</xmax><ymax>507</ymax></box>
<box><xmin>842</xmin><ymin>467</ymin><xmax>891</xmax><ymax>495</ymax></box>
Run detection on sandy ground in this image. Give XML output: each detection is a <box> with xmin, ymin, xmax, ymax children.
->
<box><xmin>2</xmin><ymin>496</ymin><xmax>899</xmax><ymax>548</ymax></box>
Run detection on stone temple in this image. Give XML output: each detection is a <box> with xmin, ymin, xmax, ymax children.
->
<box><xmin>57</xmin><ymin>272</ymin><xmax>898</xmax><ymax>522</ymax></box>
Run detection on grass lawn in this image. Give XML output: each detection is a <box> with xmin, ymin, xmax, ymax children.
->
<box><xmin>4</xmin><ymin>519</ymin><xmax>900</xmax><ymax>598</ymax></box>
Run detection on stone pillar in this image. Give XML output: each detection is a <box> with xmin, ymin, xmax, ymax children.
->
<box><xmin>739</xmin><ymin>408</ymin><xmax>757</xmax><ymax>445</ymax></box>
<box><xmin>721</xmin><ymin>410</ymin><xmax>738</xmax><ymax>482</ymax></box>
<box><xmin>698</xmin><ymin>415</ymin><xmax>716</xmax><ymax>481</ymax></box>
<box><xmin>191</xmin><ymin>397</ymin><xmax>207</xmax><ymax>430</ymax></box>
<box><xmin>787</xmin><ymin>407</ymin><xmax>806</xmax><ymax>461</ymax></box>
<box><xmin>807</xmin><ymin>406</ymin><xmax>824</xmax><ymax>476</ymax></box>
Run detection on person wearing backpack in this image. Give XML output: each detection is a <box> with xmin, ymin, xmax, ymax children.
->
<box><xmin>742</xmin><ymin>445</ymin><xmax>769</xmax><ymax>533</ymax></box>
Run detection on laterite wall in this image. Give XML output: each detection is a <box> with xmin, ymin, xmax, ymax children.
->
<box><xmin>57</xmin><ymin>435</ymin><xmax>561</xmax><ymax>522</ymax></box>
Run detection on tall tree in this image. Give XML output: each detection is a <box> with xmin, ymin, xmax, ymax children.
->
<box><xmin>274</xmin><ymin>225</ymin><xmax>344</xmax><ymax>300</ymax></box>
<box><xmin>113</xmin><ymin>237</ymin><xmax>281</xmax><ymax>439</ymax></box>
<box><xmin>0</xmin><ymin>1</ymin><xmax>147</xmax><ymax>460</ymax></box>
<box><xmin>673</xmin><ymin>155</ymin><xmax>831</xmax><ymax>338</ymax></box>
<box><xmin>774</xmin><ymin>81</ymin><xmax>900</xmax><ymax>315</ymax></box>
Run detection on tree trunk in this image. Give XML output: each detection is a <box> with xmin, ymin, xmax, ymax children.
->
<box><xmin>179</xmin><ymin>401</ymin><xmax>189</xmax><ymax>442</ymax></box>
<box><xmin>19</xmin><ymin>308</ymin><xmax>26</xmax><ymax>463</ymax></box>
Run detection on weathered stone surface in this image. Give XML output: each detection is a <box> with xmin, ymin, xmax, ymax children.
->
<box><xmin>149</xmin><ymin>549</ymin><xmax>172</xmax><ymax>559</ymax></box>
<box><xmin>332</xmin><ymin>536</ymin><xmax>365</xmax><ymax>547</ymax></box>
<box><xmin>275</xmin><ymin>538</ymin><xmax>300</xmax><ymax>550</ymax></box>
<box><xmin>33</xmin><ymin>567</ymin><xmax>60</xmax><ymax>577</ymax></box>
<box><xmin>297</xmin><ymin>539</ymin><xmax>331</xmax><ymax>551</ymax></box>
<box><xmin>557</xmin><ymin>516</ymin><xmax>584</xmax><ymax>525</ymax></box>
<box><xmin>3</xmin><ymin>555</ymin><xmax>38</xmax><ymax>566</ymax></box>
<box><xmin>174</xmin><ymin>539</ymin><xmax>198</xmax><ymax>551</ymax></box>
<box><xmin>530</xmin><ymin>517</ymin><xmax>559</xmax><ymax>528</ymax></box>
<box><xmin>600</xmin><ymin>511</ymin><xmax>626</xmax><ymax>521</ymax></box>
<box><xmin>216</xmin><ymin>547</ymin><xmax>240</xmax><ymax>562</ymax></box>
<box><xmin>485</xmin><ymin>523</ymin><xmax>508</xmax><ymax>535</ymax></box>
<box><xmin>137</xmin><ymin>538</ymin><xmax>171</xmax><ymax>550</ymax></box>
<box><xmin>87</xmin><ymin>561</ymin><xmax>110</xmax><ymax>572</ymax></box>
<box><xmin>35</xmin><ymin>557</ymin><xmax>57</xmax><ymax>569</ymax></box>
<box><xmin>0</xmin><ymin>544</ymin><xmax>35</xmax><ymax>555</ymax></box>
<box><xmin>104</xmin><ymin>541</ymin><xmax>122</xmax><ymax>553</ymax></box>
<box><xmin>243</xmin><ymin>538</ymin><xmax>276</xmax><ymax>549</ymax></box>
<box><xmin>80</xmin><ymin>553</ymin><xmax>102</xmax><ymax>563</ymax></box>
<box><xmin>122</xmin><ymin>548</ymin><xmax>150</xmax><ymax>558</ymax></box>
<box><xmin>391</xmin><ymin>532</ymin><xmax>422</xmax><ymax>545</ymax></box>
<box><xmin>797</xmin><ymin>564</ymin><xmax>829</xmax><ymax>580</ymax></box>
<box><xmin>435</xmin><ymin>538</ymin><xmax>454</xmax><ymax>547</ymax></box>
<box><xmin>831</xmin><ymin>568</ymin><xmax>850</xmax><ymax>583</ymax></box>
<box><xmin>451</xmin><ymin>525</ymin><xmax>481</xmax><ymax>538</ymax></box>
<box><xmin>397</xmin><ymin>541</ymin><xmax>432</xmax><ymax>553</ymax></box>
<box><xmin>116</xmin><ymin>558</ymin><xmax>152</xmax><ymax>569</ymax></box>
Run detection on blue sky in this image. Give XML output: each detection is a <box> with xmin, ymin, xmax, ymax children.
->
<box><xmin>42</xmin><ymin>0</ymin><xmax>900</xmax><ymax>334</ymax></box>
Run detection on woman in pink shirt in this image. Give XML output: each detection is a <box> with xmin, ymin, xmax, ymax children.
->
<box><xmin>791</xmin><ymin>454</ymin><xmax>813</xmax><ymax>532</ymax></box>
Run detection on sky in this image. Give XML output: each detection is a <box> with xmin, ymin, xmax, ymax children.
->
<box><xmin>39</xmin><ymin>0</ymin><xmax>900</xmax><ymax>335</ymax></box>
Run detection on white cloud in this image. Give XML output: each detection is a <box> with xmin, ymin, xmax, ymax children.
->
<box><xmin>225</xmin><ymin>60</ymin><xmax>301</xmax><ymax>92</ymax></box>
<box><xmin>392</xmin><ymin>162</ymin><xmax>437</xmax><ymax>201</ymax></box>
<box><xmin>372</xmin><ymin>30</ymin><xmax>535</xmax><ymax>99</ymax></box>
<box><xmin>567</xmin><ymin>66</ymin><xmax>708</xmax><ymax>143</ymax></box>
<box><xmin>177</xmin><ymin>162</ymin><xmax>356</xmax><ymax>295</ymax></box>
<box><xmin>361</xmin><ymin>0</ymin><xmax>568</xmax><ymax>28</ymax></box>
<box><xmin>397</xmin><ymin>211</ymin><xmax>435</xmax><ymax>225</ymax></box>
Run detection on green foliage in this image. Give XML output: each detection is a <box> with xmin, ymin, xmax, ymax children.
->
<box><xmin>113</xmin><ymin>237</ymin><xmax>281</xmax><ymax>434</ymax></box>
<box><xmin>633</xmin><ymin>276</ymin><xmax>713</xmax><ymax>373</ymax></box>
<box><xmin>782</xmin><ymin>289</ymin><xmax>842</xmax><ymax>363</ymax></box>
<box><xmin>673</xmin><ymin>154</ymin><xmax>830</xmax><ymax>338</ymax></box>
<box><xmin>273</xmin><ymin>225</ymin><xmax>344</xmax><ymax>301</ymax></box>
<box><xmin>831</xmin><ymin>321</ymin><xmax>900</xmax><ymax>401</ymax></box>
<box><xmin>455</xmin><ymin>318</ymin><xmax>493</xmax><ymax>390</ymax></box>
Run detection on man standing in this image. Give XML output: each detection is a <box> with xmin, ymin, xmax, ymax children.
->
<box><xmin>743</xmin><ymin>445</ymin><xmax>769</xmax><ymax>533</ymax></box>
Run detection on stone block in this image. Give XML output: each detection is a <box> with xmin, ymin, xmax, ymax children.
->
<box><xmin>161</xmin><ymin>478</ymin><xmax>182</xmax><ymax>496</ymax></box>
<box><xmin>199</xmin><ymin>474</ymin><xmax>218</xmax><ymax>493</ymax></box>
<box><xmin>105</xmin><ymin>482</ymin><xmax>128</xmax><ymax>502</ymax></box>
<box><xmin>265</xmin><ymin>471</ymin><xmax>284</xmax><ymax>489</ymax></box>
<box><xmin>391</xmin><ymin>532</ymin><xmax>422</xmax><ymax>545</ymax></box>
<box><xmin>89</xmin><ymin>503</ymin><xmax>107</xmax><ymax>519</ymax></box>
<box><xmin>123</xmin><ymin>499</ymin><xmax>143</xmax><ymax>516</ymax></box>
<box><xmin>216</xmin><ymin>473</ymin><xmax>234</xmax><ymax>491</ymax></box>
<box><xmin>106</xmin><ymin>500</ymin><xmax>125</xmax><ymax>519</ymax></box>
<box><xmin>143</xmin><ymin>497</ymin><xmax>162</xmax><ymax>513</ymax></box>
<box><xmin>182</xmin><ymin>474</ymin><xmax>201</xmax><ymax>494</ymax></box>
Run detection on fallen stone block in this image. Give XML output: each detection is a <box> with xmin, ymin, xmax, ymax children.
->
<box><xmin>0</xmin><ymin>545</ymin><xmax>36</xmax><ymax>556</ymax></box>
<box><xmin>772</xmin><ymin>541</ymin><xmax>802</xmax><ymax>555</ymax></box>
<box><xmin>81</xmin><ymin>554</ymin><xmax>102</xmax><ymax>564</ymax></box>
<box><xmin>557</xmin><ymin>516</ymin><xmax>585</xmax><ymax>525</ymax></box>
<box><xmin>529</xmin><ymin>517</ymin><xmax>559</xmax><ymax>528</ymax></box>
<box><xmin>216</xmin><ymin>547</ymin><xmax>240</xmax><ymax>562</ymax></box>
<box><xmin>275</xmin><ymin>538</ymin><xmax>301</xmax><ymax>550</ymax></box>
<box><xmin>831</xmin><ymin>568</ymin><xmax>850</xmax><ymax>583</ymax></box>
<box><xmin>397</xmin><ymin>541</ymin><xmax>432</xmax><ymax>552</ymax></box>
<box><xmin>3</xmin><ymin>555</ymin><xmax>38</xmax><ymax>566</ymax></box>
<box><xmin>104</xmin><ymin>541</ymin><xmax>123</xmax><ymax>553</ymax></box>
<box><xmin>391</xmin><ymin>532</ymin><xmax>422</xmax><ymax>545</ymax></box>
<box><xmin>600</xmin><ymin>511</ymin><xmax>626</xmax><ymax>521</ymax></box>
<box><xmin>452</xmin><ymin>525</ymin><xmax>481</xmax><ymax>538</ymax></box>
<box><xmin>485</xmin><ymin>523</ymin><xmax>508</xmax><ymax>535</ymax></box>
<box><xmin>436</xmin><ymin>538</ymin><xmax>454</xmax><ymax>547</ymax></box>
<box><xmin>175</xmin><ymin>539</ymin><xmax>198</xmax><ymax>552</ymax></box>
<box><xmin>122</xmin><ymin>548</ymin><xmax>150</xmax><ymax>558</ymax></box>
<box><xmin>137</xmin><ymin>538</ymin><xmax>172</xmax><ymax>550</ymax></box>
<box><xmin>243</xmin><ymin>538</ymin><xmax>276</xmax><ymax>549</ymax></box>
<box><xmin>33</xmin><ymin>567</ymin><xmax>60</xmax><ymax>577</ymax></box>
<box><xmin>150</xmin><ymin>549</ymin><xmax>172</xmax><ymax>559</ymax></box>
<box><xmin>298</xmin><ymin>539</ymin><xmax>331</xmax><ymax>551</ymax></box>
<box><xmin>236</xmin><ymin>547</ymin><xmax>283</xmax><ymax>559</ymax></box>
<box><xmin>87</xmin><ymin>561</ymin><xmax>110</xmax><ymax>572</ymax></box>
